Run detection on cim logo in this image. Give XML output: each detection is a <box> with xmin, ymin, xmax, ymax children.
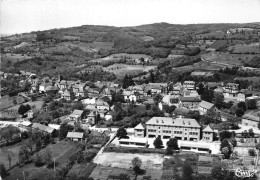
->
<box><xmin>235</xmin><ymin>169</ymin><xmax>255</xmax><ymax>178</ymax></box>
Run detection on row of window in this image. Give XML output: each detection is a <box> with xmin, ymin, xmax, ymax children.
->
<box><xmin>174</xmin><ymin>131</ymin><xmax>182</xmax><ymax>134</ymax></box>
<box><xmin>147</xmin><ymin>125</ymin><xmax>199</xmax><ymax>130</ymax></box>
<box><xmin>163</xmin><ymin>130</ymin><xmax>171</xmax><ymax>133</ymax></box>
<box><xmin>148</xmin><ymin>129</ymin><xmax>156</xmax><ymax>132</ymax></box>
<box><xmin>189</xmin><ymin>132</ymin><xmax>198</xmax><ymax>135</ymax></box>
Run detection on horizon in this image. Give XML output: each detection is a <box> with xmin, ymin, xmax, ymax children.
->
<box><xmin>1</xmin><ymin>0</ymin><xmax>260</xmax><ymax>34</ymax></box>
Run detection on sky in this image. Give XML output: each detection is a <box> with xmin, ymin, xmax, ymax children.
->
<box><xmin>1</xmin><ymin>0</ymin><xmax>260</xmax><ymax>34</ymax></box>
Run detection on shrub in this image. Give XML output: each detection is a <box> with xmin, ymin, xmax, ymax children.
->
<box><xmin>248</xmin><ymin>149</ymin><xmax>256</xmax><ymax>156</ymax></box>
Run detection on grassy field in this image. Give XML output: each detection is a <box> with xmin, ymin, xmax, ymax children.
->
<box><xmin>42</xmin><ymin>45</ymin><xmax>71</xmax><ymax>54</ymax></box>
<box><xmin>1</xmin><ymin>53</ymin><xmax>32</xmax><ymax>67</ymax></box>
<box><xmin>62</xmin><ymin>41</ymin><xmax>113</xmax><ymax>53</ymax></box>
<box><xmin>202</xmin><ymin>52</ymin><xmax>257</xmax><ymax>66</ymax></box>
<box><xmin>209</xmin><ymin>40</ymin><xmax>228</xmax><ymax>50</ymax></box>
<box><xmin>4</xmin><ymin>141</ymin><xmax>77</xmax><ymax>180</ymax></box>
<box><xmin>91</xmin><ymin>53</ymin><xmax>152</xmax><ymax>63</ymax></box>
<box><xmin>228</xmin><ymin>43</ymin><xmax>260</xmax><ymax>54</ymax></box>
<box><xmin>7</xmin><ymin>101</ymin><xmax>44</xmax><ymax>111</ymax></box>
<box><xmin>103</xmin><ymin>64</ymin><xmax>156</xmax><ymax>79</ymax></box>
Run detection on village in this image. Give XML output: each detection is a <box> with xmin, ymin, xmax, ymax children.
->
<box><xmin>1</xmin><ymin>60</ymin><xmax>260</xmax><ymax>179</ymax></box>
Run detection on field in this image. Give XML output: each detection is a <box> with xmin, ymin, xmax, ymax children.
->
<box><xmin>228</xmin><ymin>43</ymin><xmax>260</xmax><ymax>54</ymax></box>
<box><xmin>90</xmin><ymin>53</ymin><xmax>152</xmax><ymax>63</ymax></box>
<box><xmin>103</xmin><ymin>64</ymin><xmax>157</xmax><ymax>79</ymax></box>
<box><xmin>209</xmin><ymin>40</ymin><xmax>227</xmax><ymax>50</ymax></box>
<box><xmin>42</xmin><ymin>45</ymin><xmax>71</xmax><ymax>54</ymax></box>
<box><xmin>4</xmin><ymin>141</ymin><xmax>77</xmax><ymax>180</ymax></box>
<box><xmin>94</xmin><ymin>152</ymin><xmax>164</xmax><ymax>170</ymax></box>
<box><xmin>7</xmin><ymin>101</ymin><xmax>44</xmax><ymax>111</ymax></box>
<box><xmin>202</xmin><ymin>52</ymin><xmax>257</xmax><ymax>66</ymax></box>
<box><xmin>1</xmin><ymin>53</ymin><xmax>32</xmax><ymax>65</ymax></box>
<box><xmin>61</xmin><ymin>41</ymin><xmax>113</xmax><ymax>53</ymax></box>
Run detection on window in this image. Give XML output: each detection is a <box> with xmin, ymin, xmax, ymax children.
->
<box><xmin>163</xmin><ymin>130</ymin><xmax>171</xmax><ymax>133</ymax></box>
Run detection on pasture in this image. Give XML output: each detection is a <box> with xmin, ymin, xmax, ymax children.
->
<box><xmin>103</xmin><ymin>64</ymin><xmax>156</xmax><ymax>79</ymax></box>
<box><xmin>1</xmin><ymin>53</ymin><xmax>32</xmax><ymax>65</ymax></box>
<box><xmin>228</xmin><ymin>43</ymin><xmax>260</xmax><ymax>54</ymax></box>
<box><xmin>7</xmin><ymin>101</ymin><xmax>44</xmax><ymax>111</ymax></box>
<box><xmin>202</xmin><ymin>52</ymin><xmax>257</xmax><ymax>66</ymax></box>
<box><xmin>91</xmin><ymin>53</ymin><xmax>152</xmax><ymax>63</ymax></box>
<box><xmin>62</xmin><ymin>41</ymin><xmax>113</xmax><ymax>53</ymax></box>
<box><xmin>42</xmin><ymin>45</ymin><xmax>71</xmax><ymax>54</ymax></box>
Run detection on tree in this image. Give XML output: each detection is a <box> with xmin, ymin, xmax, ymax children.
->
<box><xmin>0</xmin><ymin>164</ymin><xmax>7</xmax><ymax>178</ymax></box>
<box><xmin>117</xmin><ymin>127</ymin><xmax>127</xmax><ymax>139</ymax></box>
<box><xmin>153</xmin><ymin>94</ymin><xmax>163</xmax><ymax>105</ymax></box>
<box><xmin>219</xmin><ymin>131</ymin><xmax>232</xmax><ymax>141</ymax></box>
<box><xmin>166</xmin><ymin>138</ymin><xmax>179</xmax><ymax>150</ymax></box>
<box><xmin>165</xmin><ymin>147</ymin><xmax>173</xmax><ymax>155</ymax></box>
<box><xmin>119</xmin><ymin>173</ymin><xmax>130</xmax><ymax>180</ymax></box>
<box><xmin>19</xmin><ymin>145</ymin><xmax>30</xmax><ymax>163</ymax></box>
<box><xmin>211</xmin><ymin>166</ymin><xmax>227</xmax><ymax>180</ymax></box>
<box><xmin>0</xmin><ymin>125</ymin><xmax>21</xmax><ymax>143</ymax></box>
<box><xmin>33</xmin><ymin>152</ymin><xmax>45</xmax><ymax>167</ymax></box>
<box><xmin>246</xmin><ymin>99</ymin><xmax>257</xmax><ymax>110</ymax></box>
<box><xmin>213</xmin><ymin>93</ymin><xmax>224</xmax><ymax>109</ymax></box>
<box><xmin>153</xmin><ymin>136</ymin><xmax>163</xmax><ymax>148</ymax></box>
<box><xmin>132</xmin><ymin>157</ymin><xmax>142</xmax><ymax>176</ymax></box>
<box><xmin>43</xmin><ymin>148</ymin><xmax>53</xmax><ymax>167</ymax></box>
<box><xmin>7</xmin><ymin>154</ymin><xmax>12</xmax><ymax>168</ymax></box>
<box><xmin>18</xmin><ymin>104</ymin><xmax>31</xmax><ymax>115</ymax></box>
<box><xmin>220</xmin><ymin>139</ymin><xmax>232</xmax><ymax>159</ymax></box>
<box><xmin>249</xmin><ymin>128</ymin><xmax>255</xmax><ymax>137</ymax></box>
<box><xmin>182</xmin><ymin>161</ymin><xmax>193</xmax><ymax>178</ymax></box>
<box><xmin>235</xmin><ymin>108</ymin><xmax>244</xmax><ymax>117</ymax></box>
<box><xmin>59</xmin><ymin>123</ymin><xmax>74</xmax><ymax>139</ymax></box>
<box><xmin>248</xmin><ymin>149</ymin><xmax>256</xmax><ymax>156</ymax></box>
<box><xmin>238</xmin><ymin>102</ymin><xmax>247</xmax><ymax>111</ymax></box>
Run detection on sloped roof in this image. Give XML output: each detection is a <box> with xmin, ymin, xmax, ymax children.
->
<box><xmin>32</xmin><ymin>123</ymin><xmax>55</xmax><ymax>133</ymax></box>
<box><xmin>199</xmin><ymin>100</ymin><xmax>214</xmax><ymax>109</ymax></box>
<box><xmin>67</xmin><ymin>132</ymin><xmax>84</xmax><ymax>139</ymax></box>
<box><xmin>242</xmin><ymin>114</ymin><xmax>260</xmax><ymax>122</ymax></box>
<box><xmin>180</xmin><ymin>96</ymin><xmax>201</xmax><ymax>102</ymax></box>
<box><xmin>146</xmin><ymin>117</ymin><xmax>200</xmax><ymax>128</ymax></box>
<box><xmin>134</xmin><ymin>123</ymin><xmax>146</xmax><ymax>130</ymax></box>
<box><xmin>71</xmin><ymin>109</ymin><xmax>84</xmax><ymax>116</ymax></box>
<box><xmin>202</xmin><ymin>125</ymin><xmax>214</xmax><ymax>132</ymax></box>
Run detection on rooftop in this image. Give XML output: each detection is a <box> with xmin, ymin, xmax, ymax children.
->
<box><xmin>146</xmin><ymin>117</ymin><xmax>201</xmax><ymax>128</ymax></box>
<box><xmin>199</xmin><ymin>100</ymin><xmax>215</xmax><ymax>109</ymax></box>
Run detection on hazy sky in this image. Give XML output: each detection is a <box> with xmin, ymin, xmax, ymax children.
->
<box><xmin>1</xmin><ymin>0</ymin><xmax>260</xmax><ymax>34</ymax></box>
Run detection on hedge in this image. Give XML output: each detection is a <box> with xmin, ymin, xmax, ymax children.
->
<box><xmin>104</xmin><ymin>145</ymin><xmax>166</xmax><ymax>154</ymax></box>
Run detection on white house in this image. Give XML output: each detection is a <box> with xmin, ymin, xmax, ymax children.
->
<box><xmin>198</xmin><ymin>101</ymin><xmax>215</xmax><ymax>115</ymax></box>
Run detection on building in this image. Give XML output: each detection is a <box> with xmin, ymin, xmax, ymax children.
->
<box><xmin>119</xmin><ymin>138</ymin><xmax>148</xmax><ymax>147</ymax></box>
<box><xmin>69</xmin><ymin>110</ymin><xmax>84</xmax><ymax>122</ymax></box>
<box><xmin>146</xmin><ymin>117</ymin><xmax>201</xmax><ymax>141</ymax></box>
<box><xmin>198</xmin><ymin>101</ymin><xmax>215</xmax><ymax>115</ymax></box>
<box><xmin>179</xmin><ymin>96</ymin><xmax>201</xmax><ymax>110</ymax></box>
<box><xmin>134</xmin><ymin>123</ymin><xmax>146</xmax><ymax>138</ymax></box>
<box><xmin>242</xmin><ymin>114</ymin><xmax>260</xmax><ymax>127</ymax></box>
<box><xmin>67</xmin><ymin>132</ymin><xmax>84</xmax><ymax>141</ymax></box>
<box><xmin>183</xmin><ymin>81</ymin><xmax>195</xmax><ymax>91</ymax></box>
<box><xmin>61</xmin><ymin>89</ymin><xmax>72</xmax><ymax>101</ymax></box>
<box><xmin>31</xmin><ymin>123</ymin><xmax>56</xmax><ymax>135</ymax></box>
<box><xmin>202</xmin><ymin>125</ymin><xmax>214</xmax><ymax>142</ymax></box>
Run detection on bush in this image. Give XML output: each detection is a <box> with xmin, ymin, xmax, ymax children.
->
<box><xmin>33</xmin><ymin>153</ymin><xmax>45</xmax><ymax>167</ymax></box>
<box><xmin>248</xmin><ymin>149</ymin><xmax>256</xmax><ymax>156</ymax></box>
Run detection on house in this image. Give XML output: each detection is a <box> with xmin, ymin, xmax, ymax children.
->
<box><xmin>123</xmin><ymin>91</ymin><xmax>140</xmax><ymax>103</ymax></box>
<box><xmin>104</xmin><ymin>111</ymin><xmax>113</xmax><ymax>121</ymax></box>
<box><xmin>179</xmin><ymin>96</ymin><xmax>201</xmax><ymax>110</ymax></box>
<box><xmin>82</xmin><ymin>97</ymin><xmax>96</xmax><ymax>105</ymax></box>
<box><xmin>241</xmin><ymin>114</ymin><xmax>260</xmax><ymax>127</ymax></box>
<box><xmin>67</xmin><ymin>132</ymin><xmax>84</xmax><ymax>141</ymax></box>
<box><xmin>198</xmin><ymin>101</ymin><xmax>215</xmax><ymax>115</ymax></box>
<box><xmin>96</xmin><ymin>100</ymin><xmax>109</xmax><ymax>110</ymax></box>
<box><xmin>72</xmin><ymin>83</ymin><xmax>88</xmax><ymax>98</ymax></box>
<box><xmin>61</xmin><ymin>89</ymin><xmax>72</xmax><ymax>101</ymax></box>
<box><xmin>87</xmin><ymin>111</ymin><xmax>97</xmax><ymax>124</ymax></box>
<box><xmin>25</xmin><ymin>109</ymin><xmax>39</xmax><ymax>119</ymax></box>
<box><xmin>162</xmin><ymin>94</ymin><xmax>180</xmax><ymax>107</ymax></box>
<box><xmin>202</xmin><ymin>125</ymin><xmax>214</xmax><ymax>142</ymax></box>
<box><xmin>183</xmin><ymin>81</ymin><xmax>195</xmax><ymax>91</ymax></box>
<box><xmin>39</xmin><ymin>82</ymin><xmax>51</xmax><ymax>93</ymax></box>
<box><xmin>146</xmin><ymin>116</ymin><xmax>201</xmax><ymax>141</ymax></box>
<box><xmin>69</xmin><ymin>109</ymin><xmax>84</xmax><ymax>122</ymax></box>
<box><xmin>134</xmin><ymin>123</ymin><xmax>146</xmax><ymax>138</ymax></box>
<box><xmin>31</xmin><ymin>123</ymin><xmax>56</xmax><ymax>135</ymax></box>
